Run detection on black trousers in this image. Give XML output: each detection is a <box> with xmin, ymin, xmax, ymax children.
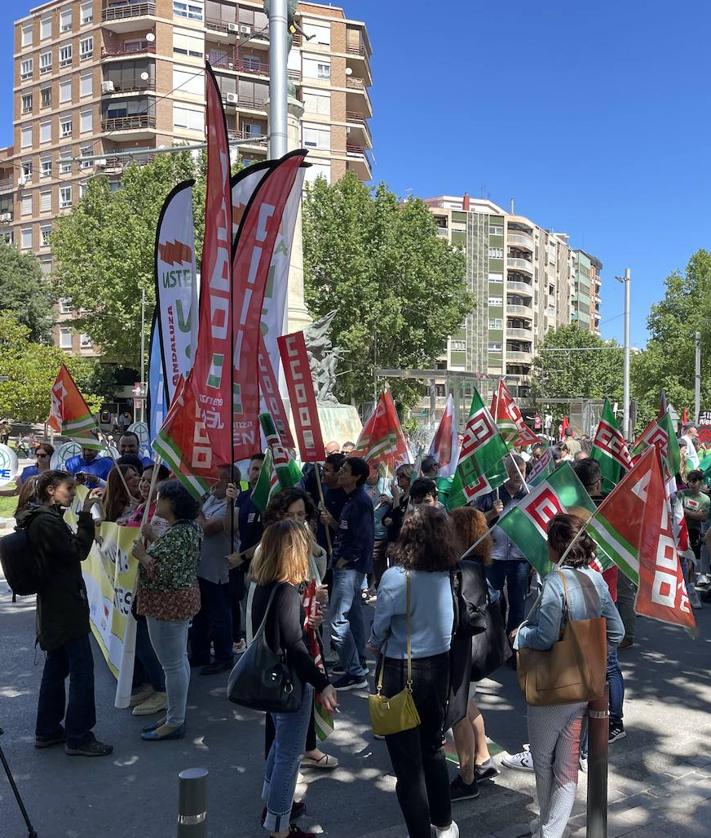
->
<box><xmin>382</xmin><ymin>652</ymin><xmax>452</xmax><ymax>838</ymax></box>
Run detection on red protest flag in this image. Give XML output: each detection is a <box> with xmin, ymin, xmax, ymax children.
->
<box><xmin>355</xmin><ymin>390</ymin><xmax>412</xmax><ymax>469</ymax></box>
<box><xmin>258</xmin><ymin>333</ymin><xmax>296</xmax><ymax>450</ymax></box>
<box><xmin>428</xmin><ymin>393</ymin><xmax>459</xmax><ymax>477</ymax></box>
<box><xmin>48</xmin><ymin>365</ymin><xmax>98</xmax><ymax>442</ymax></box>
<box><xmin>490</xmin><ymin>379</ymin><xmax>539</xmax><ymax>447</ymax></box>
<box><xmin>230</xmin><ymin>150</ymin><xmax>306</xmax><ymax>462</ymax></box>
<box><xmin>191</xmin><ymin>62</ymin><xmax>234</xmax><ymax>464</ymax></box>
<box><xmin>278</xmin><ymin>330</ymin><xmax>325</xmax><ymax>463</ymax></box>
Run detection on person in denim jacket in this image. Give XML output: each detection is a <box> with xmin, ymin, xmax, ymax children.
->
<box><xmin>512</xmin><ymin>514</ymin><xmax>624</xmax><ymax>838</ymax></box>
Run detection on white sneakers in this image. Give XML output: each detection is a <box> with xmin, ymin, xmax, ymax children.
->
<box><xmin>435</xmin><ymin>822</ymin><xmax>459</xmax><ymax>838</ymax></box>
<box><xmin>501</xmin><ymin>748</ymin><xmax>534</xmax><ymax>771</ymax></box>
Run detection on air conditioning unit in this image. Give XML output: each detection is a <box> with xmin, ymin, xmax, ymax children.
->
<box><xmin>224</xmin><ymin>93</ymin><xmax>238</xmax><ymax>104</ymax></box>
<box><xmin>95</xmin><ymin>158</ymin><xmax>107</xmax><ymax>168</ymax></box>
<box><xmin>240</xmin><ymin>25</ymin><xmax>252</xmax><ymax>34</ymax></box>
<box><xmin>18</xmin><ymin>174</ymin><xmax>28</xmax><ymax>187</ymax></box>
<box><xmin>227</xmin><ymin>22</ymin><xmax>239</xmax><ymax>33</ymax></box>
<box><xmin>101</xmin><ymin>81</ymin><xmax>115</xmax><ymax>94</ymax></box>
<box><xmin>0</xmin><ymin>212</ymin><xmax>11</xmax><ymax>223</ymax></box>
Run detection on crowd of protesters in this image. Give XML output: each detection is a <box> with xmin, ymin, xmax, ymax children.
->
<box><xmin>7</xmin><ymin>416</ymin><xmax>707</xmax><ymax>838</ymax></box>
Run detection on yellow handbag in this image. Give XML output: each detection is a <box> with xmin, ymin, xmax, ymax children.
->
<box><xmin>368</xmin><ymin>572</ymin><xmax>421</xmax><ymax>736</ymax></box>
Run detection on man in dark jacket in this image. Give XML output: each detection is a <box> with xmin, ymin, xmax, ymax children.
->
<box><xmin>18</xmin><ymin>470</ymin><xmax>113</xmax><ymax>756</ymax></box>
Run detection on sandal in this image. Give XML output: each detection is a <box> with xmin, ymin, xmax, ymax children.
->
<box><xmin>301</xmin><ymin>753</ymin><xmax>339</xmax><ymax>770</ymax></box>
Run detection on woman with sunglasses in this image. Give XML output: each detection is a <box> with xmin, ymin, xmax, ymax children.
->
<box><xmin>0</xmin><ymin>442</ymin><xmax>55</xmax><ymax>497</ymax></box>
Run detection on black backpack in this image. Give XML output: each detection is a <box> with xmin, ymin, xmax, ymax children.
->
<box><xmin>0</xmin><ymin>526</ymin><xmax>42</xmax><ymax>596</ymax></box>
<box><xmin>451</xmin><ymin>563</ymin><xmax>489</xmax><ymax>638</ymax></box>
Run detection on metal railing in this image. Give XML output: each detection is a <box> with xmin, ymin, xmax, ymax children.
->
<box><xmin>228</xmin><ymin>129</ymin><xmax>267</xmax><ymax>143</ymax></box>
<box><xmin>101</xmin><ymin>42</ymin><xmax>156</xmax><ymax>56</ymax></box>
<box><xmin>507</xmin><ymin>230</ymin><xmax>533</xmax><ymax>248</ymax></box>
<box><xmin>346</xmin><ymin>44</ymin><xmax>368</xmax><ymax>57</ymax></box>
<box><xmin>102</xmin><ymin>3</ymin><xmax>156</xmax><ymax>22</ymax></box>
<box><xmin>507</xmin><ymin>280</ymin><xmax>533</xmax><ymax>295</ymax></box>
<box><xmin>346</xmin><ymin>143</ymin><xmax>366</xmax><ymax>155</ymax></box>
<box><xmin>346</xmin><ymin>77</ymin><xmax>365</xmax><ymax>89</ymax></box>
<box><xmin>235</xmin><ymin>57</ymin><xmax>269</xmax><ymax>76</ymax></box>
<box><xmin>233</xmin><ymin>96</ymin><xmax>266</xmax><ymax>111</ymax></box>
<box><xmin>0</xmin><ymin>178</ymin><xmax>13</xmax><ymax>192</ymax></box>
<box><xmin>507</xmin><ymin>257</ymin><xmax>534</xmax><ymax>272</ymax></box>
<box><xmin>101</xmin><ymin>114</ymin><xmax>156</xmax><ymax>131</ymax></box>
<box><xmin>104</xmin><ymin>79</ymin><xmax>156</xmax><ymax>94</ymax></box>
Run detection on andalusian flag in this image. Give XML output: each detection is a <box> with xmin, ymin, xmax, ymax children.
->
<box><xmin>496</xmin><ymin>462</ymin><xmax>596</xmax><ymax>576</ymax></box>
<box><xmin>355</xmin><ymin>390</ymin><xmax>412</xmax><ymax>469</ymax></box>
<box><xmin>250</xmin><ymin>449</ymin><xmax>278</xmax><ymax>514</ymax></box>
<box><xmin>590</xmin><ymin>399</ymin><xmax>632</xmax><ymax>491</ymax></box>
<box><xmin>630</xmin><ymin>411</ymin><xmax>680</xmax><ymax>483</ymax></box>
<box><xmin>447</xmin><ymin>388</ymin><xmax>509</xmax><ymax>509</ymax></box>
<box><xmin>528</xmin><ymin>448</ymin><xmax>557</xmax><ymax>487</ymax></box>
<box><xmin>489</xmin><ymin>379</ymin><xmax>539</xmax><ymax>447</ymax></box>
<box><xmin>259</xmin><ymin>413</ymin><xmax>302</xmax><ymax>489</ymax></box>
<box><xmin>48</xmin><ymin>365</ymin><xmax>99</xmax><ymax>445</ymax></box>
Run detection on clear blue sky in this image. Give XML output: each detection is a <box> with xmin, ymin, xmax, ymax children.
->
<box><xmin>2</xmin><ymin>0</ymin><xmax>708</xmax><ymax>347</ymax></box>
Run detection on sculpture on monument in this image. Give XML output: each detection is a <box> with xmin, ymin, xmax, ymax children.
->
<box><xmin>304</xmin><ymin>310</ymin><xmax>345</xmax><ymax>404</ymax></box>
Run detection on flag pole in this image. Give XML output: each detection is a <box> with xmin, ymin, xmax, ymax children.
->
<box><xmin>494</xmin><ymin>379</ymin><xmax>501</xmax><ymax>501</ymax></box>
<box><xmin>314</xmin><ymin>464</ymin><xmax>333</xmax><ymax>560</ymax></box>
<box><xmin>140</xmin><ymin>457</ymin><xmax>162</xmax><ymax>533</ymax></box>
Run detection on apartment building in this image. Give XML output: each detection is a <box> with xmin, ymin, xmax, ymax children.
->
<box><xmin>1</xmin><ymin>0</ymin><xmax>373</xmax><ymax>353</ymax></box>
<box><xmin>424</xmin><ymin>194</ymin><xmax>602</xmax><ymax>402</ymax></box>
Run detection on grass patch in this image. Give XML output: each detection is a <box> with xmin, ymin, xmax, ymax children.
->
<box><xmin>0</xmin><ymin>486</ymin><xmax>18</xmax><ymax>518</ymax></box>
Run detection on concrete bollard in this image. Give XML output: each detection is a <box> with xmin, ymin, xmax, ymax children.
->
<box><xmin>177</xmin><ymin>767</ymin><xmax>208</xmax><ymax>837</ymax></box>
<box><xmin>586</xmin><ymin>683</ymin><xmax>609</xmax><ymax>838</ymax></box>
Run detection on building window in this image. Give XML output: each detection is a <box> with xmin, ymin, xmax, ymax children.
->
<box><xmin>41</xmin><ymin>17</ymin><xmax>52</xmax><ymax>40</ymax></box>
<box><xmin>173</xmin><ymin>105</ymin><xmax>204</xmax><ymax>132</ymax></box>
<box><xmin>303</xmin><ymin>58</ymin><xmax>331</xmax><ymax>79</ymax></box>
<box><xmin>302</xmin><ymin>123</ymin><xmax>330</xmax><ymax>150</ymax></box>
<box><xmin>60</xmin><ymin>44</ymin><xmax>73</xmax><ymax>67</ymax></box>
<box><xmin>21</xmin><ymin>161</ymin><xmax>33</xmax><ymax>180</ymax></box>
<box><xmin>450</xmin><ymin>340</ymin><xmax>466</xmax><ymax>352</ymax></box>
<box><xmin>22</xmin><ymin>94</ymin><xmax>33</xmax><ymax>114</ymax></box>
<box><xmin>302</xmin><ymin>22</ymin><xmax>331</xmax><ymax>45</ymax></box>
<box><xmin>59</xmin><ymin>298</ymin><xmax>73</xmax><ymax>314</ymax></box>
<box><xmin>60</xmin><ymin>80</ymin><xmax>72</xmax><ymax>104</ymax></box>
<box><xmin>22</xmin><ymin>25</ymin><xmax>34</xmax><ymax>48</ymax></box>
<box><xmin>40</xmin><ymin>191</ymin><xmax>52</xmax><ymax>212</ymax></box>
<box><xmin>488</xmin><ymin>247</ymin><xmax>503</xmax><ymax>259</ymax></box>
<box><xmin>21</xmin><ymin>195</ymin><xmax>32</xmax><ymax>217</ymax></box>
<box><xmin>21</xmin><ymin>228</ymin><xmax>33</xmax><ymax>250</ymax></box>
<box><xmin>80</xmin><ymin>2</ymin><xmax>93</xmax><ymax>25</ymax></box>
<box><xmin>488</xmin><ymin>342</ymin><xmax>502</xmax><ymax>352</ymax></box>
<box><xmin>173</xmin><ymin>66</ymin><xmax>204</xmax><ymax>96</ymax></box>
<box><xmin>302</xmin><ymin>91</ymin><xmax>330</xmax><ymax>116</ymax></box>
<box><xmin>59</xmin><ymin>327</ymin><xmax>73</xmax><ymax>349</ymax></box>
<box><xmin>488</xmin><ymin>297</ymin><xmax>503</xmax><ymax>306</ymax></box>
<box><xmin>80</xmin><ymin>333</ymin><xmax>93</xmax><ymax>348</ymax></box>
<box><xmin>317</xmin><ymin>62</ymin><xmax>331</xmax><ymax>80</ymax></box>
<box><xmin>21</xmin><ymin>126</ymin><xmax>32</xmax><ymax>148</ymax></box>
<box><xmin>40</xmin><ymin>51</ymin><xmax>53</xmax><ymax>74</ymax></box>
<box><xmin>80</xmin><ymin>73</ymin><xmax>93</xmax><ymax>97</ymax></box>
<box><xmin>60</xmin><ymin>116</ymin><xmax>73</xmax><ymax>138</ymax></box>
<box><xmin>173</xmin><ymin>31</ymin><xmax>204</xmax><ymax>58</ymax></box>
<box><xmin>59</xmin><ymin>186</ymin><xmax>72</xmax><ymax>208</ymax></box>
<box><xmin>40</xmin><ymin>158</ymin><xmax>52</xmax><ymax>178</ymax></box>
<box><xmin>41</xmin><ymin>225</ymin><xmax>52</xmax><ymax>247</ymax></box>
<box><xmin>59</xmin><ymin>152</ymin><xmax>72</xmax><ymax>174</ymax></box>
<box><xmin>173</xmin><ymin>1</ymin><xmax>204</xmax><ymax>20</ymax></box>
<box><xmin>80</xmin><ymin>145</ymin><xmax>93</xmax><ymax>168</ymax></box>
<box><xmin>21</xmin><ymin>59</ymin><xmax>33</xmax><ymax>80</ymax></box>
<box><xmin>40</xmin><ymin>121</ymin><xmax>52</xmax><ymax>143</ymax></box>
<box><xmin>41</xmin><ymin>87</ymin><xmax>52</xmax><ymax>108</ymax></box>
<box><xmin>80</xmin><ymin>36</ymin><xmax>93</xmax><ymax>60</ymax></box>
<box><xmin>488</xmin><ymin>318</ymin><xmax>503</xmax><ymax>330</ymax></box>
<box><xmin>80</xmin><ymin>110</ymin><xmax>93</xmax><ymax>133</ymax></box>
<box><xmin>0</xmin><ymin>231</ymin><xmax>14</xmax><ymax>245</ymax></box>
<box><xmin>60</xmin><ymin>9</ymin><xmax>72</xmax><ymax>32</ymax></box>
<box><xmin>304</xmin><ymin>161</ymin><xmax>331</xmax><ymax>185</ymax></box>
<box><xmin>489</xmin><ymin>225</ymin><xmax>504</xmax><ymax>236</ymax></box>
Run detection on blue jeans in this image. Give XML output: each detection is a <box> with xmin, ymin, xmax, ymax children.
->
<box><xmin>329</xmin><ymin>567</ymin><xmax>367</xmax><ymax>677</ymax></box>
<box><xmin>486</xmin><ymin>559</ymin><xmax>530</xmax><ymax>633</ymax></box>
<box><xmin>135</xmin><ymin>615</ymin><xmax>165</xmax><ymax>692</ymax></box>
<box><xmin>35</xmin><ymin>634</ymin><xmax>96</xmax><ymax>748</ymax></box>
<box><xmin>607</xmin><ymin>648</ymin><xmax>624</xmax><ymax>724</ymax></box>
<box><xmin>147</xmin><ymin>617</ymin><xmax>190</xmax><ymax>726</ymax></box>
<box><xmin>190</xmin><ymin>578</ymin><xmax>233</xmax><ymax>663</ymax></box>
<box><xmin>262</xmin><ymin>684</ymin><xmax>314</xmax><ymax>833</ymax></box>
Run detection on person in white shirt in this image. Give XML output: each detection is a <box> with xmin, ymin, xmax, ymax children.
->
<box><xmin>681</xmin><ymin>423</ymin><xmax>701</xmax><ymax>469</ymax></box>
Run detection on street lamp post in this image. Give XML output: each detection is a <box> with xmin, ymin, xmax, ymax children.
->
<box><xmin>617</xmin><ymin>269</ymin><xmax>631</xmax><ymax>439</ymax></box>
<box><xmin>267</xmin><ymin>0</ymin><xmax>289</xmax><ymax>158</ymax></box>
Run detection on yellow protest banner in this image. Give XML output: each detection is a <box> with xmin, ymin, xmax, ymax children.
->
<box><xmin>65</xmin><ymin>486</ymin><xmax>141</xmax><ymax>708</ymax></box>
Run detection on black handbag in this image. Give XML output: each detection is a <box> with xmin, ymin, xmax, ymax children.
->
<box><xmin>227</xmin><ymin>584</ymin><xmax>304</xmax><ymax>713</ymax></box>
<box><xmin>469</xmin><ymin>589</ymin><xmax>512</xmax><ymax>681</ymax></box>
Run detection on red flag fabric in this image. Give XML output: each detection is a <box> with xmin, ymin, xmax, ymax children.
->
<box><xmin>560</xmin><ymin>415</ymin><xmax>569</xmax><ymax>442</ymax></box>
<box><xmin>490</xmin><ymin>379</ymin><xmax>539</xmax><ymax>447</ymax></box>
<box><xmin>230</xmin><ymin>150</ymin><xmax>306</xmax><ymax>462</ymax></box>
<box><xmin>354</xmin><ymin>390</ymin><xmax>412</xmax><ymax>469</ymax></box>
<box><xmin>681</xmin><ymin>407</ymin><xmax>689</xmax><ymax>425</ymax></box>
<box><xmin>278</xmin><ymin>331</ymin><xmax>325</xmax><ymax>463</ymax></box>
<box><xmin>48</xmin><ymin>365</ymin><xmax>97</xmax><ymax>441</ymax></box>
<box><xmin>258</xmin><ymin>333</ymin><xmax>296</xmax><ymax>450</ymax></box>
<box><xmin>191</xmin><ymin>62</ymin><xmax>234</xmax><ymax>464</ymax></box>
<box><xmin>428</xmin><ymin>393</ymin><xmax>459</xmax><ymax>477</ymax></box>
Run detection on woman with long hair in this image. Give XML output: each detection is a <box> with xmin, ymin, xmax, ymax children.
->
<box><xmin>97</xmin><ymin>464</ymin><xmax>141</xmax><ymax>524</ymax></box>
<box><xmin>513</xmin><ymin>513</ymin><xmax>624</xmax><ymax>838</ymax></box>
<box><xmin>369</xmin><ymin>505</ymin><xmax>459</xmax><ymax>838</ymax></box>
<box><xmin>250</xmin><ymin>519</ymin><xmax>338</xmax><ymax>838</ymax></box>
<box><xmin>0</xmin><ymin>442</ymin><xmax>55</xmax><ymax>497</ymax></box>
<box><xmin>447</xmin><ymin>506</ymin><xmax>498</xmax><ymax>802</ymax></box>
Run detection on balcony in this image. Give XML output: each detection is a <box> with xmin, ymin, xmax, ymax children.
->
<box><xmin>506</xmin><ymin>327</ymin><xmax>533</xmax><ymax>341</ymax></box>
<box><xmin>101</xmin><ymin>42</ymin><xmax>156</xmax><ymax>57</ymax></box>
<box><xmin>507</xmin><ymin>230</ymin><xmax>533</xmax><ymax>250</ymax></box>
<box><xmin>346</xmin><ymin>77</ymin><xmax>372</xmax><ymax>118</ymax></box>
<box><xmin>101</xmin><ymin>114</ymin><xmax>156</xmax><ymax>138</ymax></box>
<box><xmin>507</xmin><ymin>279</ymin><xmax>533</xmax><ymax>296</ymax></box>
<box><xmin>102</xmin><ymin>2</ymin><xmax>156</xmax><ymax>32</ymax></box>
<box><xmin>346</xmin><ymin>144</ymin><xmax>372</xmax><ymax>181</ymax></box>
<box><xmin>0</xmin><ymin>177</ymin><xmax>13</xmax><ymax>193</ymax></box>
<box><xmin>103</xmin><ymin>78</ymin><xmax>156</xmax><ymax>94</ymax></box>
<box><xmin>228</xmin><ymin>128</ymin><xmax>267</xmax><ymax>147</ymax></box>
<box><xmin>235</xmin><ymin>57</ymin><xmax>270</xmax><ymax>77</ymax></box>
<box><xmin>506</xmin><ymin>349</ymin><xmax>533</xmax><ymax>363</ymax></box>
<box><xmin>346</xmin><ymin>111</ymin><xmax>372</xmax><ymax>148</ymax></box>
<box><xmin>506</xmin><ymin>303</ymin><xmax>533</xmax><ymax>317</ymax></box>
<box><xmin>507</xmin><ymin>256</ymin><xmax>534</xmax><ymax>274</ymax></box>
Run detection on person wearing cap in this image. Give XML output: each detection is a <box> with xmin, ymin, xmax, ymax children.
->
<box><xmin>681</xmin><ymin>423</ymin><xmax>701</xmax><ymax>469</ymax></box>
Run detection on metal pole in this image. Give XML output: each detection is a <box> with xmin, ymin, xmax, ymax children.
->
<box><xmin>622</xmin><ymin>269</ymin><xmax>631</xmax><ymax>440</ymax></box>
<box><xmin>140</xmin><ymin>288</ymin><xmax>146</xmax><ymax>424</ymax></box>
<box><xmin>268</xmin><ymin>0</ymin><xmax>289</xmax><ymax>158</ymax></box>
<box><xmin>586</xmin><ymin>683</ymin><xmax>609</xmax><ymax>838</ymax></box>
<box><xmin>177</xmin><ymin>768</ymin><xmax>208</xmax><ymax>837</ymax></box>
<box><xmin>695</xmin><ymin>331</ymin><xmax>701</xmax><ymax>422</ymax></box>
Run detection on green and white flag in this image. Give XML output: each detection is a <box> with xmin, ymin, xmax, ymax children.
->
<box><xmin>496</xmin><ymin>462</ymin><xmax>597</xmax><ymax>576</ymax></box>
<box><xmin>590</xmin><ymin>399</ymin><xmax>632</xmax><ymax>491</ymax></box>
<box><xmin>630</xmin><ymin>411</ymin><xmax>680</xmax><ymax>483</ymax></box>
<box><xmin>447</xmin><ymin>388</ymin><xmax>509</xmax><ymax>509</ymax></box>
<box><xmin>250</xmin><ymin>449</ymin><xmax>277</xmax><ymax>514</ymax></box>
<box><xmin>528</xmin><ymin>448</ymin><xmax>557</xmax><ymax>487</ymax></box>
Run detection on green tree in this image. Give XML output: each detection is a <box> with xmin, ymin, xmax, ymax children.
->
<box><xmin>631</xmin><ymin>249</ymin><xmax>711</xmax><ymax>425</ymax></box>
<box><xmin>302</xmin><ymin>173</ymin><xmax>472</xmax><ymax>407</ymax></box>
<box><xmin>0</xmin><ymin>241</ymin><xmax>55</xmax><ymax>341</ymax></box>
<box><xmin>0</xmin><ymin>313</ymin><xmax>100</xmax><ymax>423</ymax></box>
<box><xmin>530</xmin><ymin>324</ymin><xmax>624</xmax><ymax>421</ymax></box>
<box><xmin>50</xmin><ymin>151</ymin><xmax>205</xmax><ymax>364</ymax></box>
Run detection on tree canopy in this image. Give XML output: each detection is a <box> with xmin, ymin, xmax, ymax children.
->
<box><xmin>50</xmin><ymin>151</ymin><xmax>205</xmax><ymax>364</ymax></box>
<box><xmin>0</xmin><ymin>241</ymin><xmax>55</xmax><ymax>342</ymax></box>
<box><xmin>302</xmin><ymin>173</ymin><xmax>472</xmax><ymax>407</ymax></box>
<box><xmin>0</xmin><ymin>313</ymin><xmax>100</xmax><ymax>423</ymax></box>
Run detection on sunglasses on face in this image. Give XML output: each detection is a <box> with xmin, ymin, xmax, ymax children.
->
<box><xmin>36</xmin><ymin>452</ymin><xmax>49</xmax><ymax>459</ymax></box>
